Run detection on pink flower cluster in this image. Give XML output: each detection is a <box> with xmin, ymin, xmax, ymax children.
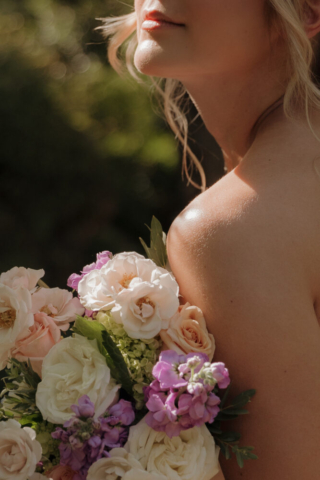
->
<box><xmin>67</xmin><ymin>251</ymin><xmax>112</xmax><ymax>292</ymax></box>
<box><xmin>144</xmin><ymin>350</ymin><xmax>230</xmax><ymax>438</ymax></box>
<box><xmin>52</xmin><ymin>396</ymin><xmax>135</xmax><ymax>480</ymax></box>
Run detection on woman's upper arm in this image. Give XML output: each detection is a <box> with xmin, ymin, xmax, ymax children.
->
<box><xmin>167</xmin><ymin>201</ymin><xmax>320</xmax><ymax>480</ymax></box>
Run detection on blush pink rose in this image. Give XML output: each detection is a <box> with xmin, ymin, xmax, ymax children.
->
<box><xmin>45</xmin><ymin>465</ymin><xmax>76</xmax><ymax>480</ymax></box>
<box><xmin>12</xmin><ymin>312</ymin><xmax>61</xmax><ymax>377</ymax></box>
<box><xmin>160</xmin><ymin>303</ymin><xmax>215</xmax><ymax>361</ymax></box>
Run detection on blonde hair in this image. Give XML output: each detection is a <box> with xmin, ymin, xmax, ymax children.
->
<box><xmin>96</xmin><ymin>1</ymin><xmax>320</xmax><ymax>191</ymax></box>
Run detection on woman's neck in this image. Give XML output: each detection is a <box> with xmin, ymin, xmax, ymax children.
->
<box><xmin>181</xmin><ymin>56</ymin><xmax>289</xmax><ymax>172</ymax></box>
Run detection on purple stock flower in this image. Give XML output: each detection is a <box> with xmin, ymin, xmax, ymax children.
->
<box><xmin>95</xmin><ymin>251</ymin><xmax>112</xmax><ymax>269</ymax></box>
<box><xmin>71</xmin><ymin>395</ymin><xmax>95</xmax><ymax>418</ymax></box>
<box><xmin>67</xmin><ymin>273</ymin><xmax>83</xmax><ymax>291</ymax></box>
<box><xmin>185</xmin><ymin>352</ymin><xmax>209</xmax><ymax>370</ymax></box>
<box><xmin>210</xmin><ymin>362</ymin><xmax>230</xmax><ymax>389</ymax></box>
<box><xmin>145</xmin><ymin>351</ymin><xmax>230</xmax><ymax>437</ymax></box>
<box><xmin>52</xmin><ymin>395</ymin><xmax>135</xmax><ymax>478</ymax></box>
<box><xmin>108</xmin><ymin>399</ymin><xmax>135</xmax><ymax>426</ymax></box>
<box><xmin>152</xmin><ymin>350</ymin><xmax>188</xmax><ymax>389</ymax></box>
<box><xmin>145</xmin><ymin>391</ymin><xmax>182</xmax><ymax>438</ymax></box>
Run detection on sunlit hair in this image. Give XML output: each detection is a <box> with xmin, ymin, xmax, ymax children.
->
<box><xmin>96</xmin><ymin>1</ymin><xmax>320</xmax><ymax>191</ymax></box>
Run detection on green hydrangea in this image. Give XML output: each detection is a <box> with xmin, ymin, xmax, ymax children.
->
<box><xmin>97</xmin><ymin>311</ymin><xmax>162</xmax><ymax>407</ymax></box>
<box><xmin>35</xmin><ymin>421</ymin><xmax>60</xmax><ymax>471</ymax></box>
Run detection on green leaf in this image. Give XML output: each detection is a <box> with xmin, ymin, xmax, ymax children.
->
<box><xmin>73</xmin><ymin>317</ymin><xmax>134</xmax><ymax>397</ymax></box>
<box><xmin>18</xmin><ymin>414</ymin><xmax>42</xmax><ymax>426</ymax></box>
<box><xmin>206</xmin><ymin>424</ymin><xmax>222</xmax><ymax>436</ymax></box>
<box><xmin>216</xmin><ymin>432</ymin><xmax>241</xmax><ymax>443</ymax></box>
<box><xmin>231</xmin><ymin>445</ymin><xmax>258</xmax><ymax>468</ymax></box>
<box><xmin>216</xmin><ymin>412</ymin><xmax>239</xmax><ymax>422</ymax></box>
<box><xmin>101</xmin><ymin>330</ymin><xmax>134</xmax><ymax>397</ymax></box>
<box><xmin>230</xmin><ymin>389</ymin><xmax>256</xmax><ymax>408</ymax></box>
<box><xmin>217</xmin><ymin>388</ymin><xmax>256</xmax><ymax>422</ymax></box>
<box><xmin>235</xmin><ymin>450</ymin><xmax>244</xmax><ymax>468</ymax></box>
<box><xmin>222</xmin><ymin>408</ymin><xmax>249</xmax><ymax>416</ymax></box>
<box><xmin>219</xmin><ymin>441</ymin><xmax>228</xmax><ymax>459</ymax></box>
<box><xmin>219</xmin><ymin>384</ymin><xmax>232</xmax><ymax>409</ymax></box>
<box><xmin>139</xmin><ymin>216</ymin><xmax>168</xmax><ymax>268</ymax></box>
<box><xmin>73</xmin><ymin>316</ymin><xmax>109</xmax><ymax>357</ymax></box>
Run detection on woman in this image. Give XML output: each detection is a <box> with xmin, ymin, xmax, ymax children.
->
<box><xmin>99</xmin><ymin>1</ymin><xmax>320</xmax><ymax>479</ymax></box>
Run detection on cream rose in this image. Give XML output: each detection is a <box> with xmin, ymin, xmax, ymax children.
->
<box><xmin>0</xmin><ymin>285</ymin><xmax>34</xmax><ymax>369</ymax></box>
<box><xmin>35</xmin><ymin>335</ymin><xmax>120</xmax><ymax>424</ymax></box>
<box><xmin>0</xmin><ymin>267</ymin><xmax>45</xmax><ymax>291</ymax></box>
<box><xmin>160</xmin><ymin>303</ymin><xmax>215</xmax><ymax>361</ymax></box>
<box><xmin>32</xmin><ymin>287</ymin><xmax>84</xmax><ymax>331</ymax></box>
<box><xmin>87</xmin><ymin>448</ymin><xmax>166</xmax><ymax>480</ymax></box>
<box><xmin>124</xmin><ymin>417</ymin><xmax>220</xmax><ymax>480</ymax></box>
<box><xmin>0</xmin><ymin>419</ymin><xmax>42</xmax><ymax>480</ymax></box>
<box><xmin>12</xmin><ymin>312</ymin><xmax>61</xmax><ymax>377</ymax></box>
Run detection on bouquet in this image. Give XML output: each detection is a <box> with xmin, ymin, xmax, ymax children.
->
<box><xmin>0</xmin><ymin>217</ymin><xmax>257</xmax><ymax>480</ymax></box>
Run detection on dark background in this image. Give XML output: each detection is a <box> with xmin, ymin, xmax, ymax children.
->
<box><xmin>0</xmin><ymin>0</ymin><xmax>224</xmax><ymax>287</ymax></box>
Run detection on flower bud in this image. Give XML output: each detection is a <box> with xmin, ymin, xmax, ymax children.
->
<box><xmin>187</xmin><ymin>356</ymin><xmax>202</xmax><ymax>369</ymax></box>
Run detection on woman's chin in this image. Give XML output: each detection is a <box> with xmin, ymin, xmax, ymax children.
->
<box><xmin>134</xmin><ymin>45</ymin><xmax>181</xmax><ymax>79</ymax></box>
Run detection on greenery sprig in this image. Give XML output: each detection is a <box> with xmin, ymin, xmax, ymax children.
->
<box><xmin>207</xmin><ymin>386</ymin><xmax>258</xmax><ymax>468</ymax></box>
<box><xmin>0</xmin><ymin>358</ymin><xmax>42</xmax><ymax>424</ymax></box>
<box><xmin>140</xmin><ymin>216</ymin><xmax>168</xmax><ymax>268</ymax></box>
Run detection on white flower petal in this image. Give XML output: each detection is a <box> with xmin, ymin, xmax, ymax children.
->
<box><xmin>0</xmin><ymin>267</ymin><xmax>44</xmax><ymax>291</ymax></box>
<box><xmin>124</xmin><ymin>418</ymin><xmax>220</xmax><ymax>480</ymax></box>
<box><xmin>36</xmin><ymin>335</ymin><xmax>120</xmax><ymax>424</ymax></box>
<box><xmin>0</xmin><ymin>420</ymin><xmax>42</xmax><ymax>480</ymax></box>
<box><xmin>0</xmin><ymin>286</ymin><xmax>34</xmax><ymax>369</ymax></box>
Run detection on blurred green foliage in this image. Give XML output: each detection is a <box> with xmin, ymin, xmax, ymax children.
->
<box><xmin>0</xmin><ymin>0</ymin><xmax>223</xmax><ymax>287</ymax></box>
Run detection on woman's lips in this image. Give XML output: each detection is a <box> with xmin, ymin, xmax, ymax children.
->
<box><xmin>141</xmin><ymin>17</ymin><xmax>185</xmax><ymax>31</ymax></box>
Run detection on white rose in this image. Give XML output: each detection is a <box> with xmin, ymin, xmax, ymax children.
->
<box><xmin>0</xmin><ymin>285</ymin><xmax>34</xmax><ymax>369</ymax></box>
<box><xmin>160</xmin><ymin>303</ymin><xmax>215</xmax><ymax>361</ymax></box>
<box><xmin>78</xmin><ymin>252</ymin><xmax>179</xmax><ymax>313</ymax></box>
<box><xmin>35</xmin><ymin>335</ymin><xmax>120</xmax><ymax>424</ymax></box>
<box><xmin>0</xmin><ymin>419</ymin><xmax>42</xmax><ymax>480</ymax></box>
<box><xmin>112</xmin><ymin>278</ymin><xmax>179</xmax><ymax>339</ymax></box>
<box><xmin>87</xmin><ymin>448</ymin><xmax>166</xmax><ymax>480</ymax></box>
<box><xmin>0</xmin><ymin>267</ymin><xmax>45</xmax><ymax>291</ymax></box>
<box><xmin>124</xmin><ymin>417</ymin><xmax>220</xmax><ymax>480</ymax></box>
<box><xmin>78</xmin><ymin>269</ymin><xmax>112</xmax><ymax>312</ymax></box>
<box><xmin>32</xmin><ymin>287</ymin><xmax>84</xmax><ymax>331</ymax></box>
<box><xmin>100</xmin><ymin>252</ymin><xmax>178</xmax><ymax>297</ymax></box>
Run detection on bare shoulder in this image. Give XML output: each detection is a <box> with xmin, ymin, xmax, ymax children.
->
<box><xmin>167</xmin><ymin>152</ymin><xmax>320</xmax><ymax>480</ymax></box>
<box><xmin>168</xmin><ymin>147</ymin><xmax>320</xmax><ymax>304</ymax></box>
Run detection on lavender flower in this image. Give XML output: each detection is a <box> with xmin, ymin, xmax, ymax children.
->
<box><xmin>52</xmin><ymin>395</ymin><xmax>134</xmax><ymax>480</ymax></box>
<box><xmin>144</xmin><ymin>350</ymin><xmax>230</xmax><ymax>438</ymax></box>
